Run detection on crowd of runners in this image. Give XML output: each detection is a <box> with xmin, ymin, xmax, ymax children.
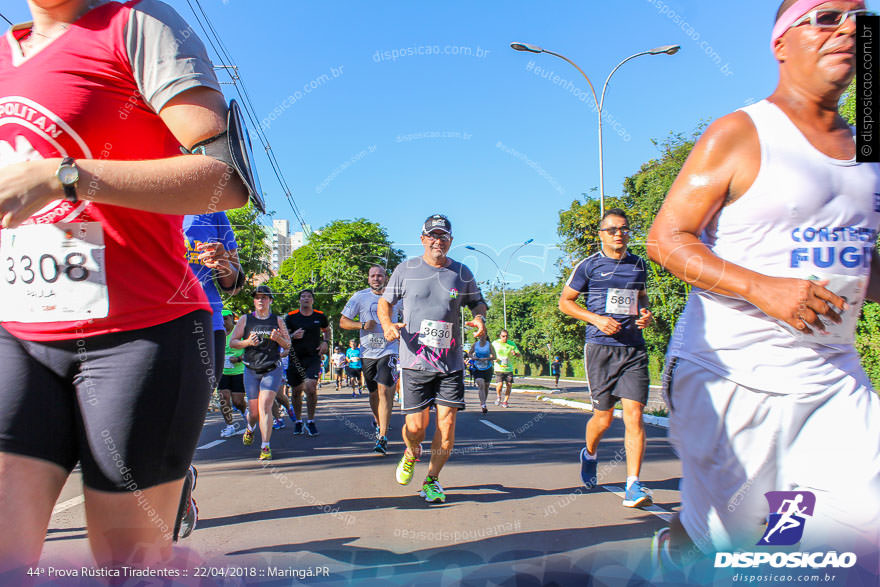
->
<box><xmin>1</xmin><ymin>0</ymin><xmax>879</xmax><ymax>580</ymax></box>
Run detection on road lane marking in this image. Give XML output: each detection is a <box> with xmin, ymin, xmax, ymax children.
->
<box><xmin>197</xmin><ymin>440</ymin><xmax>225</xmax><ymax>450</ymax></box>
<box><xmin>480</xmin><ymin>420</ymin><xmax>511</xmax><ymax>434</ymax></box>
<box><xmin>603</xmin><ymin>485</ymin><xmax>673</xmax><ymax>522</ymax></box>
<box><xmin>52</xmin><ymin>495</ymin><xmax>84</xmax><ymax>515</ymax></box>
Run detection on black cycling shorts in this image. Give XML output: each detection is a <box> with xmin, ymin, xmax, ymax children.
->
<box><xmin>287</xmin><ymin>353</ymin><xmax>322</xmax><ymax>388</ymax></box>
<box><xmin>362</xmin><ymin>355</ymin><xmax>399</xmax><ymax>392</ymax></box>
<box><xmin>219</xmin><ymin>373</ymin><xmax>245</xmax><ymax>395</ymax></box>
<box><xmin>473</xmin><ymin>368</ymin><xmax>494</xmax><ymax>383</ymax></box>
<box><xmin>0</xmin><ymin>310</ymin><xmax>213</xmax><ymax>492</ymax></box>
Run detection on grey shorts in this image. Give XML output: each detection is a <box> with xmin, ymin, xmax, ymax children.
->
<box><xmin>244</xmin><ymin>365</ymin><xmax>284</xmax><ymax>400</ymax></box>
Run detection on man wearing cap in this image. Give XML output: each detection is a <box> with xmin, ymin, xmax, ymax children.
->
<box><xmin>646</xmin><ymin>0</ymin><xmax>880</xmax><ymax>570</ymax></box>
<box><xmin>379</xmin><ymin>214</ymin><xmax>488</xmax><ymax>503</ymax></box>
<box><xmin>229</xmin><ymin>285</ymin><xmax>290</xmax><ymax>460</ymax></box>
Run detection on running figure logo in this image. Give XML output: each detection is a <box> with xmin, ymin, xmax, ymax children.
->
<box><xmin>758</xmin><ymin>491</ymin><xmax>816</xmax><ymax>546</ymax></box>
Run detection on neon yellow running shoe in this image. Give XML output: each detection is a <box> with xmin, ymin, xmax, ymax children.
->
<box><xmin>395</xmin><ymin>451</ymin><xmax>417</xmax><ymax>485</ymax></box>
<box><xmin>259</xmin><ymin>447</ymin><xmax>272</xmax><ymax>461</ymax></box>
<box><xmin>419</xmin><ymin>476</ymin><xmax>446</xmax><ymax>503</ymax></box>
<box><xmin>243</xmin><ymin>429</ymin><xmax>254</xmax><ymax>446</ymax></box>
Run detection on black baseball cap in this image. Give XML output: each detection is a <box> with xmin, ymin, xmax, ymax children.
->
<box><xmin>422</xmin><ymin>214</ymin><xmax>452</xmax><ymax>236</ymax></box>
<box><xmin>253</xmin><ymin>285</ymin><xmax>273</xmax><ymax>298</ymax></box>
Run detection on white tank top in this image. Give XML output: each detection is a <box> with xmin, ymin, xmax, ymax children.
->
<box><xmin>669</xmin><ymin>100</ymin><xmax>880</xmax><ymax>393</ymax></box>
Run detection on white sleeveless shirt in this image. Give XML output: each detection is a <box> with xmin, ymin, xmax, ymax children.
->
<box><xmin>668</xmin><ymin>100</ymin><xmax>880</xmax><ymax>393</ymax></box>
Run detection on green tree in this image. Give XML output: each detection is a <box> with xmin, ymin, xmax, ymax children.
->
<box><xmin>267</xmin><ymin>219</ymin><xmax>405</xmax><ymax>337</ymax></box>
<box><xmin>224</xmin><ymin>203</ymin><xmax>271</xmax><ymax>315</ymax></box>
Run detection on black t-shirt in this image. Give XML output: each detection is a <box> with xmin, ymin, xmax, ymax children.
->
<box><xmin>242</xmin><ymin>312</ymin><xmax>282</xmax><ymax>372</ymax></box>
<box><xmin>284</xmin><ymin>309</ymin><xmax>329</xmax><ymax>358</ymax></box>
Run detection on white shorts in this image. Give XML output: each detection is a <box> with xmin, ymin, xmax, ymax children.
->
<box><xmin>665</xmin><ymin>357</ymin><xmax>880</xmax><ymax>555</ymax></box>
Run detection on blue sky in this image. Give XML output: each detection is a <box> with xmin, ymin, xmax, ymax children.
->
<box><xmin>7</xmin><ymin>0</ymin><xmax>787</xmax><ymax>288</ymax></box>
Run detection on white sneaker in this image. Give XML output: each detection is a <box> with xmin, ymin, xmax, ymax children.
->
<box><xmin>494</xmin><ymin>398</ymin><xmax>501</xmax><ymax>406</ymax></box>
<box><xmin>220</xmin><ymin>424</ymin><xmax>236</xmax><ymax>438</ymax></box>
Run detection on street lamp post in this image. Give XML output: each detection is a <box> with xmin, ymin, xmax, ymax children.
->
<box><xmin>510</xmin><ymin>42</ymin><xmax>680</xmax><ymax>218</ymax></box>
<box><xmin>466</xmin><ymin>238</ymin><xmax>533</xmax><ymax>330</ymax></box>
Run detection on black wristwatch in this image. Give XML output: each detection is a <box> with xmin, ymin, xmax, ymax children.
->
<box><xmin>56</xmin><ymin>157</ymin><xmax>79</xmax><ymax>203</ymax></box>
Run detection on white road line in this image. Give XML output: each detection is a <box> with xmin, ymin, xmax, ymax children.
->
<box><xmin>479</xmin><ymin>420</ymin><xmax>511</xmax><ymax>435</ymax></box>
<box><xmin>52</xmin><ymin>495</ymin><xmax>84</xmax><ymax>515</ymax></box>
<box><xmin>603</xmin><ymin>485</ymin><xmax>673</xmax><ymax>522</ymax></box>
<box><xmin>197</xmin><ymin>439</ymin><xmax>225</xmax><ymax>450</ymax></box>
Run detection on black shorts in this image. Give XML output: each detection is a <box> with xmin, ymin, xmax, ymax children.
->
<box><xmin>496</xmin><ymin>371</ymin><xmax>514</xmax><ymax>384</ymax></box>
<box><xmin>473</xmin><ymin>368</ymin><xmax>494</xmax><ymax>383</ymax></box>
<box><xmin>584</xmin><ymin>343</ymin><xmax>649</xmax><ymax>411</ymax></box>
<box><xmin>400</xmin><ymin>369</ymin><xmax>465</xmax><ymax>414</ymax></box>
<box><xmin>362</xmin><ymin>355</ymin><xmax>399</xmax><ymax>392</ymax></box>
<box><xmin>0</xmin><ymin>310</ymin><xmax>213</xmax><ymax>492</ymax></box>
<box><xmin>346</xmin><ymin>366</ymin><xmax>362</xmax><ymax>378</ymax></box>
<box><xmin>219</xmin><ymin>373</ymin><xmax>245</xmax><ymax>395</ymax></box>
<box><xmin>287</xmin><ymin>354</ymin><xmax>322</xmax><ymax>388</ymax></box>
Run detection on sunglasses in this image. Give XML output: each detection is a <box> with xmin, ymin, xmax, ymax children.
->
<box><xmin>598</xmin><ymin>226</ymin><xmax>631</xmax><ymax>236</ymax></box>
<box><xmin>423</xmin><ymin>232</ymin><xmax>452</xmax><ymax>242</ymax></box>
<box><xmin>791</xmin><ymin>8</ymin><xmax>875</xmax><ymax>29</ymax></box>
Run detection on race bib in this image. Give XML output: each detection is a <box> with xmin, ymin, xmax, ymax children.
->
<box><xmin>605</xmin><ymin>288</ymin><xmax>639</xmax><ymax>315</ymax></box>
<box><xmin>1</xmin><ymin>222</ymin><xmax>108</xmax><ymax>322</ymax></box>
<box><xmin>418</xmin><ymin>319</ymin><xmax>453</xmax><ymax>349</ymax></box>
<box><xmin>785</xmin><ymin>274</ymin><xmax>866</xmax><ymax>345</ymax></box>
<box><xmin>224</xmin><ymin>356</ymin><xmax>234</xmax><ymax>370</ymax></box>
<box><xmin>365</xmin><ymin>333</ymin><xmax>387</xmax><ymax>349</ymax></box>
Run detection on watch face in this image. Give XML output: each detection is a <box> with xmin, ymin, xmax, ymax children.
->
<box><xmin>58</xmin><ymin>165</ymin><xmax>79</xmax><ymax>185</ymax></box>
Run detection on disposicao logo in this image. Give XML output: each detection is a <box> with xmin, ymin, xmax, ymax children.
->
<box><xmin>714</xmin><ymin>491</ymin><xmax>857</xmax><ymax>570</ymax></box>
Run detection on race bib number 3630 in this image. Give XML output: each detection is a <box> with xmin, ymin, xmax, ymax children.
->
<box><xmin>418</xmin><ymin>319</ymin><xmax>453</xmax><ymax>349</ymax></box>
<box><xmin>1</xmin><ymin>222</ymin><xmax>108</xmax><ymax>322</ymax></box>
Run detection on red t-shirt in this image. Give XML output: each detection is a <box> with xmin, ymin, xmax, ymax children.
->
<box><xmin>0</xmin><ymin>1</ymin><xmax>213</xmax><ymax>341</ymax></box>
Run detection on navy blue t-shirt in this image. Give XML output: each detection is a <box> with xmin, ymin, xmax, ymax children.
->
<box><xmin>183</xmin><ymin>212</ymin><xmax>238</xmax><ymax>331</ymax></box>
<box><xmin>565</xmin><ymin>251</ymin><xmax>647</xmax><ymax>347</ymax></box>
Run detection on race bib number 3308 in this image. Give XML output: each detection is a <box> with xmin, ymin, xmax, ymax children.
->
<box><xmin>1</xmin><ymin>222</ymin><xmax>108</xmax><ymax>322</ymax></box>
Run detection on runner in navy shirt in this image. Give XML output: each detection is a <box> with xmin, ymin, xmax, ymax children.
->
<box><xmin>558</xmin><ymin>208</ymin><xmax>654</xmax><ymax>509</ymax></box>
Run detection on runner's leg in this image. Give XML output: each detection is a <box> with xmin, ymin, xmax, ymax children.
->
<box><xmin>621</xmin><ymin>398</ymin><xmax>646</xmax><ymax>478</ymax></box>
<box><xmin>426</xmin><ymin>404</ymin><xmax>457</xmax><ymax>478</ymax></box>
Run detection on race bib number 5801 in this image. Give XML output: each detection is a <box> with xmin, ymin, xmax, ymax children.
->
<box><xmin>1</xmin><ymin>222</ymin><xmax>108</xmax><ymax>322</ymax></box>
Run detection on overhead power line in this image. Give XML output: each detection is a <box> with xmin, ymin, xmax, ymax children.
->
<box><xmin>184</xmin><ymin>0</ymin><xmax>310</xmax><ymax>236</ymax></box>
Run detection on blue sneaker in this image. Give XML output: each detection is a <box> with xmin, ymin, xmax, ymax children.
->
<box><xmin>579</xmin><ymin>447</ymin><xmax>598</xmax><ymax>488</ymax></box>
<box><xmin>622</xmin><ymin>480</ymin><xmax>653</xmax><ymax>508</ymax></box>
<box><xmin>273</xmin><ymin>418</ymin><xmax>285</xmax><ymax>430</ymax></box>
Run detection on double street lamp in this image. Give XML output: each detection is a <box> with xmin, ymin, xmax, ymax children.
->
<box><xmin>510</xmin><ymin>42</ymin><xmax>680</xmax><ymax>217</ymax></box>
<box><xmin>466</xmin><ymin>238</ymin><xmax>534</xmax><ymax>330</ymax></box>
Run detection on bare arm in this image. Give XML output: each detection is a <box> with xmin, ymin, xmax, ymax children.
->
<box><xmin>558</xmin><ymin>285</ymin><xmax>621</xmax><ymax>336</ymax></box>
<box><xmin>378</xmin><ymin>298</ymin><xmax>404</xmax><ymax>341</ymax></box>
<box><xmin>646</xmin><ymin>112</ymin><xmax>844</xmax><ymax>334</ymax></box>
<box><xmin>467</xmin><ymin>302</ymin><xmax>488</xmax><ymax>338</ymax></box>
<box><xmin>229</xmin><ymin>316</ymin><xmax>253</xmax><ymax>349</ymax></box>
<box><xmin>0</xmin><ymin>87</ymin><xmax>248</xmax><ymax>228</ymax></box>
<box><xmin>269</xmin><ymin>316</ymin><xmax>291</xmax><ymax>350</ymax></box>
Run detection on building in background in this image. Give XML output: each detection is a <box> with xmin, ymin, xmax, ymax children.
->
<box><xmin>270</xmin><ymin>219</ymin><xmax>309</xmax><ymax>273</ymax></box>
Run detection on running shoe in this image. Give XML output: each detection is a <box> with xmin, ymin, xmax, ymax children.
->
<box><xmin>306</xmin><ymin>421</ymin><xmax>319</xmax><ymax>436</ymax></box>
<box><xmin>650</xmin><ymin>526</ymin><xmax>684</xmax><ymax>581</ymax></box>
<box><xmin>272</xmin><ymin>418</ymin><xmax>285</xmax><ymax>430</ymax></box>
<box><xmin>243</xmin><ymin>429</ymin><xmax>254</xmax><ymax>446</ymax></box>
<box><xmin>419</xmin><ymin>477</ymin><xmax>446</xmax><ymax>503</ymax></box>
<box><xmin>352</xmin><ymin>389</ymin><xmax>357</xmax><ymax>398</ymax></box>
<box><xmin>579</xmin><ymin>447</ymin><xmax>598</xmax><ymax>488</ymax></box>
<box><xmin>286</xmin><ymin>406</ymin><xmax>297</xmax><ymax>423</ymax></box>
<box><xmin>374</xmin><ymin>436</ymin><xmax>388</xmax><ymax>455</ymax></box>
<box><xmin>395</xmin><ymin>451</ymin><xmax>417</xmax><ymax>485</ymax></box>
<box><xmin>622</xmin><ymin>481</ymin><xmax>653</xmax><ymax>508</ymax></box>
<box><xmin>494</xmin><ymin>398</ymin><xmax>501</xmax><ymax>406</ymax></box>
<box><xmin>177</xmin><ymin>496</ymin><xmax>198</xmax><ymax>540</ymax></box>
<box><xmin>259</xmin><ymin>447</ymin><xmax>272</xmax><ymax>461</ymax></box>
<box><xmin>220</xmin><ymin>424</ymin><xmax>237</xmax><ymax>438</ymax></box>
<box><xmin>481</xmin><ymin>405</ymin><xmax>488</xmax><ymax>414</ymax></box>
<box><xmin>293</xmin><ymin>421</ymin><xmax>304</xmax><ymax>435</ymax></box>
<box><xmin>501</xmin><ymin>401</ymin><xmax>509</xmax><ymax>408</ymax></box>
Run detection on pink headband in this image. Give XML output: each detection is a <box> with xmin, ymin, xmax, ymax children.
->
<box><xmin>771</xmin><ymin>0</ymin><xmax>835</xmax><ymax>49</ymax></box>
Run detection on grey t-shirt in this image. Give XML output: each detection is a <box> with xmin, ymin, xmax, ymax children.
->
<box><xmin>342</xmin><ymin>288</ymin><xmax>401</xmax><ymax>359</ymax></box>
<box><xmin>383</xmin><ymin>257</ymin><xmax>484</xmax><ymax>373</ymax></box>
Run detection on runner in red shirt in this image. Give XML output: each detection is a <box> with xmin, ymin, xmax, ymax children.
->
<box><xmin>0</xmin><ymin>0</ymin><xmax>248</xmax><ymax>571</ymax></box>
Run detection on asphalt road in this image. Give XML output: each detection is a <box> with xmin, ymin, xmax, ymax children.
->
<box><xmin>40</xmin><ymin>382</ymin><xmax>685</xmax><ymax>585</ymax></box>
